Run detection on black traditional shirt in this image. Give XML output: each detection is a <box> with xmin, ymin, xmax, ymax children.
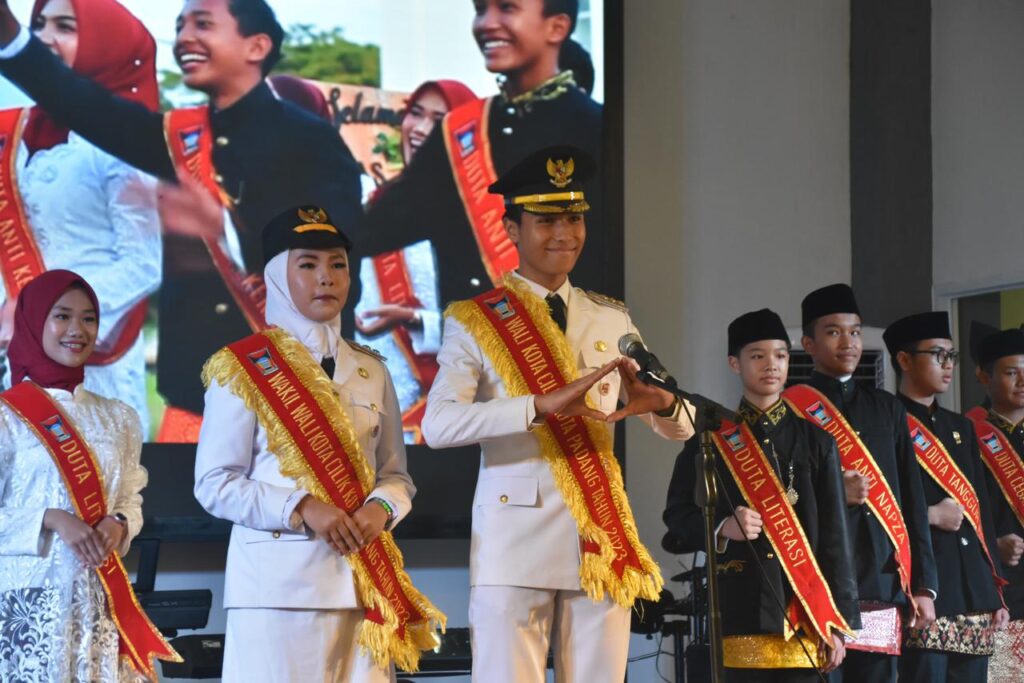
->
<box><xmin>663</xmin><ymin>398</ymin><xmax>861</xmax><ymax>635</ymax></box>
<box><xmin>803</xmin><ymin>372</ymin><xmax>937</xmax><ymax>606</ymax></box>
<box><xmin>899</xmin><ymin>394</ymin><xmax>1005</xmax><ymax>617</ymax></box>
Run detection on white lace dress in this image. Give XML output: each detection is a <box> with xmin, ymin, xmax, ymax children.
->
<box><xmin>0</xmin><ymin>383</ymin><xmax>148</xmax><ymax>683</ymax></box>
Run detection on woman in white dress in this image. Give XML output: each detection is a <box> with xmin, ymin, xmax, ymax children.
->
<box><xmin>0</xmin><ymin>269</ymin><xmax>149</xmax><ymax>682</ymax></box>
<box><xmin>0</xmin><ymin>0</ymin><xmax>161</xmax><ymax>433</ymax></box>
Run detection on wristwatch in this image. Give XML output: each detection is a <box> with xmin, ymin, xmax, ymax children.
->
<box><xmin>108</xmin><ymin>512</ymin><xmax>128</xmax><ymax>527</ymax></box>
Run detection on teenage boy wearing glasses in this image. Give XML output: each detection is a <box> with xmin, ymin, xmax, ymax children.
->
<box><xmin>883</xmin><ymin>311</ymin><xmax>1009</xmax><ymax>683</ymax></box>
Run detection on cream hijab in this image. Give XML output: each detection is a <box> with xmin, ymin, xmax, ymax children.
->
<box><xmin>263</xmin><ymin>250</ymin><xmax>341</xmax><ymax>360</ymax></box>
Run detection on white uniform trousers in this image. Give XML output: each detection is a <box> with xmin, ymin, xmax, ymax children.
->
<box><xmin>222</xmin><ymin>607</ymin><xmax>395</xmax><ymax>683</ymax></box>
<box><xmin>468</xmin><ymin>585</ymin><xmax>630</xmax><ymax>683</ymax></box>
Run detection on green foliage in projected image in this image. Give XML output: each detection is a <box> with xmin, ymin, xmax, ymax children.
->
<box><xmin>159</xmin><ymin>24</ymin><xmax>380</xmax><ymax>108</ymax></box>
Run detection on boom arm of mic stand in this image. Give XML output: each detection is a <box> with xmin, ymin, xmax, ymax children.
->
<box><xmin>637</xmin><ymin>370</ymin><xmax>726</xmax><ymax>682</ymax></box>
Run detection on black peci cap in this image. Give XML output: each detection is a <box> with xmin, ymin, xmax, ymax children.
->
<box><xmin>975</xmin><ymin>326</ymin><xmax>1024</xmax><ymax>368</ymax></box>
<box><xmin>261</xmin><ymin>205</ymin><xmax>353</xmax><ymax>266</ymax></box>
<box><xmin>801</xmin><ymin>283</ymin><xmax>861</xmax><ymax>328</ymax></box>
<box><xmin>728</xmin><ymin>308</ymin><xmax>790</xmax><ymax>356</ymax></box>
<box><xmin>883</xmin><ymin>312</ymin><xmax>951</xmax><ymax>355</ymax></box>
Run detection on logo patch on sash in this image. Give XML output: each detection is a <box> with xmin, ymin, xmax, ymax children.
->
<box><xmin>911</xmin><ymin>428</ymin><xmax>932</xmax><ymax>451</ymax></box>
<box><xmin>807</xmin><ymin>401</ymin><xmax>832</xmax><ymax>426</ymax></box>
<box><xmin>178</xmin><ymin>125</ymin><xmax>203</xmax><ymax>157</ymax></box>
<box><xmin>484</xmin><ymin>293</ymin><xmax>515</xmax><ymax>320</ymax></box>
<box><xmin>455</xmin><ymin>123</ymin><xmax>476</xmax><ymax>158</ymax></box>
<box><xmin>41</xmin><ymin>415</ymin><xmax>71</xmax><ymax>443</ymax></box>
<box><xmin>247</xmin><ymin>348</ymin><xmax>279</xmax><ymax>376</ymax></box>
<box><xmin>724</xmin><ymin>428</ymin><xmax>745</xmax><ymax>451</ymax></box>
<box><xmin>0</xmin><ymin>134</ymin><xmax>7</xmax><ymax>153</ymax></box>
<box><xmin>983</xmin><ymin>434</ymin><xmax>1003</xmax><ymax>454</ymax></box>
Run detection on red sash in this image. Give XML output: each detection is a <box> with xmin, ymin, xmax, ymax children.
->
<box><xmin>0</xmin><ymin>382</ymin><xmax>180</xmax><ymax>678</ymax></box>
<box><xmin>907</xmin><ymin>414</ymin><xmax>1007</xmax><ymax>603</ymax></box>
<box><xmin>164</xmin><ymin>107</ymin><xmax>268</xmax><ymax>332</ymax></box>
<box><xmin>783</xmin><ymin>385</ymin><xmax>915</xmax><ymax>600</ymax></box>
<box><xmin>442</xmin><ymin>98</ymin><xmax>518</xmax><ymax>286</ymax></box>
<box><xmin>205</xmin><ymin>328</ymin><xmax>443</xmax><ymax>670</ymax></box>
<box><xmin>371</xmin><ymin>249</ymin><xmax>438</xmax><ymax>439</ymax></box>
<box><xmin>711</xmin><ymin>420</ymin><xmax>852</xmax><ymax>643</ymax></box>
<box><xmin>0</xmin><ymin>108</ymin><xmax>148</xmax><ymax>365</ymax></box>
<box><xmin>0</xmin><ymin>108</ymin><xmax>44</xmax><ymax>300</ymax></box>
<box><xmin>447</xmin><ymin>279</ymin><xmax>662</xmax><ymax>606</ymax></box>
<box><xmin>966</xmin><ymin>407</ymin><xmax>1024</xmax><ymax>529</ymax></box>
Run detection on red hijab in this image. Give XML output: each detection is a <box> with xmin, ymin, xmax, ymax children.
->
<box><xmin>405</xmin><ymin>79</ymin><xmax>477</xmax><ymax>116</ymax></box>
<box><xmin>8</xmin><ymin>270</ymin><xmax>100</xmax><ymax>392</ymax></box>
<box><xmin>23</xmin><ymin>0</ymin><xmax>159</xmax><ymax>154</ymax></box>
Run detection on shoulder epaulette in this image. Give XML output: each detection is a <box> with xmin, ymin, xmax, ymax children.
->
<box><xmin>583</xmin><ymin>289</ymin><xmax>628</xmax><ymax>312</ymax></box>
<box><xmin>345</xmin><ymin>339</ymin><xmax>387</xmax><ymax>363</ymax></box>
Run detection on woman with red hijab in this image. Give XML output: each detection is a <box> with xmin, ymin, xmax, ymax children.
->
<box><xmin>0</xmin><ymin>0</ymin><xmax>161</xmax><ymax>435</ymax></box>
<box><xmin>0</xmin><ymin>270</ymin><xmax>155</xmax><ymax>682</ymax></box>
<box><xmin>354</xmin><ymin>80</ymin><xmax>475</xmax><ymax>444</ymax></box>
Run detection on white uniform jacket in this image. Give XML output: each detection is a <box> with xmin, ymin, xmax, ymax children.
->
<box><xmin>422</xmin><ymin>275</ymin><xmax>694</xmax><ymax>590</ymax></box>
<box><xmin>194</xmin><ymin>337</ymin><xmax>415</xmax><ymax>610</ymax></box>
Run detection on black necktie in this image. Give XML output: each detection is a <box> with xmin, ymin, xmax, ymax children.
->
<box><xmin>320</xmin><ymin>355</ymin><xmax>335</xmax><ymax>379</ymax></box>
<box><xmin>546</xmin><ymin>294</ymin><xmax>567</xmax><ymax>333</ymax></box>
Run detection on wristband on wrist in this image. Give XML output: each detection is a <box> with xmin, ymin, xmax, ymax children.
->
<box><xmin>368</xmin><ymin>497</ymin><xmax>394</xmax><ymax>523</ymax></box>
<box><xmin>108</xmin><ymin>512</ymin><xmax>128</xmax><ymax>527</ymax></box>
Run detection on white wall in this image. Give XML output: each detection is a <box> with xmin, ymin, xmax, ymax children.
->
<box><xmin>623</xmin><ymin>2</ymin><xmax>851</xmax><ymax>679</ymax></box>
<box><xmin>932</xmin><ymin>0</ymin><xmax>1024</xmax><ymax>302</ymax></box>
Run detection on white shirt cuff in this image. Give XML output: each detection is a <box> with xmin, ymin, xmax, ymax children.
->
<box><xmin>713</xmin><ymin>518</ymin><xmax>730</xmax><ymax>553</ymax></box>
<box><xmin>409</xmin><ymin>309</ymin><xmax>442</xmax><ymax>355</ymax></box>
<box><xmin>526</xmin><ymin>395</ymin><xmax>543</xmax><ymax>431</ymax></box>
<box><xmin>0</xmin><ymin>26</ymin><xmax>30</xmax><ymax>59</ymax></box>
<box><xmin>283</xmin><ymin>489</ymin><xmax>310</xmax><ymax>531</ymax></box>
<box><xmin>222</xmin><ymin>209</ymin><xmax>246</xmax><ymax>271</ymax></box>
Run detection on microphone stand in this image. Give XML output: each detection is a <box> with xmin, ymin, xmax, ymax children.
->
<box><xmin>637</xmin><ymin>370</ymin><xmax>730</xmax><ymax>683</ymax></box>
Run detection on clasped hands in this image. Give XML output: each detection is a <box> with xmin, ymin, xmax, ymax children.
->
<box><xmin>532</xmin><ymin>356</ymin><xmax>676</xmax><ymax>424</ymax></box>
<box><xmin>296</xmin><ymin>496</ymin><xmax>389</xmax><ymax>556</ymax></box>
<box><xmin>44</xmin><ymin>509</ymin><xmax>126</xmax><ymax>568</ymax></box>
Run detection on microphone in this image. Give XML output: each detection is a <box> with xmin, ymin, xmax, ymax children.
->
<box><xmin>617</xmin><ymin>333</ymin><xmax>740</xmax><ymax>427</ymax></box>
<box><xmin>618</xmin><ymin>333</ymin><xmax>677</xmax><ymax>388</ymax></box>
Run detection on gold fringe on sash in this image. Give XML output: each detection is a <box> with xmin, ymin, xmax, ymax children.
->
<box><xmin>202</xmin><ymin>328</ymin><xmax>445</xmax><ymax>671</ymax></box>
<box><xmin>446</xmin><ymin>275</ymin><xmax>663</xmax><ymax>607</ymax></box>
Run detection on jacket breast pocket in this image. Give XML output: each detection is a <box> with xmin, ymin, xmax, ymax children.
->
<box><xmin>474</xmin><ymin>477</ymin><xmax>539</xmax><ymax>508</ymax></box>
<box><xmin>348</xmin><ymin>394</ymin><xmax>388</xmax><ymax>450</ymax></box>
<box><xmin>580</xmin><ymin>346</ymin><xmax>619</xmax><ymax>412</ymax></box>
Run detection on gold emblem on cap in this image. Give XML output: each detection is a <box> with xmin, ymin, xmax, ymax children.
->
<box><xmin>358</xmin><ymin>367</ymin><xmax>369</xmax><ymax>379</ymax></box>
<box><xmin>546</xmin><ymin>157</ymin><xmax>575</xmax><ymax>189</ymax></box>
<box><xmin>595</xmin><ymin>340</ymin><xmax>608</xmax><ymax>352</ymax></box>
<box><xmin>294</xmin><ymin>207</ymin><xmax>338</xmax><ymax>234</ymax></box>
<box><xmin>299</xmin><ymin>207</ymin><xmax>327</xmax><ymax>224</ymax></box>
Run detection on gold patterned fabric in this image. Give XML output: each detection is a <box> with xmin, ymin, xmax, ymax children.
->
<box><xmin>989</xmin><ymin>619</ymin><xmax>1024</xmax><ymax>683</ymax></box>
<box><xmin>738</xmin><ymin>398</ymin><xmax>788</xmax><ymax>427</ymax></box>
<box><xmin>903</xmin><ymin>612</ymin><xmax>995</xmax><ymax>655</ymax></box>
<box><xmin>722</xmin><ymin>634</ymin><xmax>825</xmax><ymax>669</ymax></box>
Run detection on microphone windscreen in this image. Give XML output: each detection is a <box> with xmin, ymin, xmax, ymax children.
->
<box><xmin>618</xmin><ymin>333</ymin><xmax>643</xmax><ymax>356</ymax></box>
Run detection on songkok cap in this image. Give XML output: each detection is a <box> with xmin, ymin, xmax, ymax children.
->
<box><xmin>728</xmin><ymin>308</ymin><xmax>790</xmax><ymax>356</ymax></box>
<box><xmin>975</xmin><ymin>325</ymin><xmax>1024</xmax><ymax>368</ymax></box>
<box><xmin>801</xmin><ymin>283</ymin><xmax>861</xmax><ymax>328</ymax></box>
<box><xmin>883</xmin><ymin>311</ymin><xmax>951</xmax><ymax>355</ymax></box>
<box><xmin>488</xmin><ymin>145</ymin><xmax>594</xmax><ymax>214</ymax></box>
<box><xmin>262</xmin><ymin>205</ymin><xmax>352</xmax><ymax>266</ymax></box>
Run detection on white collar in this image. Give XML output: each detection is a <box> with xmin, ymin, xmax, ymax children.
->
<box><xmin>512</xmin><ymin>271</ymin><xmax>573</xmax><ymax>304</ymax></box>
